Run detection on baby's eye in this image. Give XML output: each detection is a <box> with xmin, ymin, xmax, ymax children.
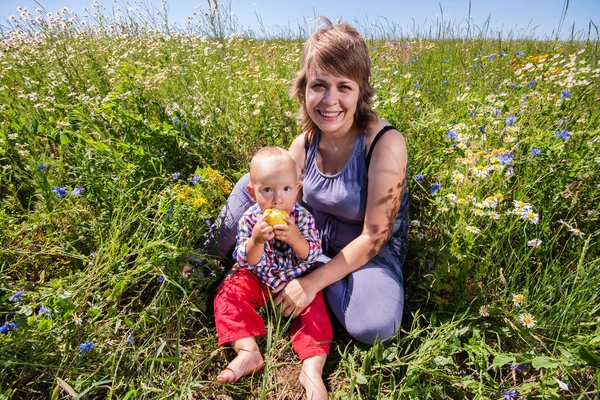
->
<box><xmin>284</xmin><ymin>186</ymin><xmax>292</xmax><ymax>192</ymax></box>
<box><xmin>264</xmin><ymin>188</ymin><xmax>272</xmax><ymax>193</ymax></box>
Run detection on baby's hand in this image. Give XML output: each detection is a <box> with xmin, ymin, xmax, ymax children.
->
<box><xmin>273</xmin><ymin>215</ymin><xmax>300</xmax><ymax>244</ymax></box>
<box><xmin>251</xmin><ymin>213</ymin><xmax>274</xmax><ymax>244</ymax></box>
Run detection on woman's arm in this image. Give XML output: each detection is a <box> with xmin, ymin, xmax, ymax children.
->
<box><xmin>275</xmin><ymin>126</ymin><xmax>408</xmax><ymax>317</ymax></box>
<box><xmin>311</xmin><ymin>127</ymin><xmax>407</xmax><ymax>286</ymax></box>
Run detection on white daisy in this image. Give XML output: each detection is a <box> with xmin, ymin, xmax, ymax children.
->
<box><xmin>519</xmin><ymin>313</ymin><xmax>536</xmax><ymax>328</ymax></box>
<box><xmin>527</xmin><ymin>239</ymin><xmax>543</xmax><ymax>247</ymax></box>
<box><xmin>466</xmin><ymin>225</ymin><xmax>480</xmax><ymax>234</ymax></box>
<box><xmin>479</xmin><ymin>305</ymin><xmax>490</xmax><ymax>317</ymax></box>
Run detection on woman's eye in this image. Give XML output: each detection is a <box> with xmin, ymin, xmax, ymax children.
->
<box><xmin>312</xmin><ymin>83</ymin><xmax>325</xmax><ymax>88</ymax></box>
<box><xmin>340</xmin><ymin>85</ymin><xmax>351</xmax><ymax>90</ymax></box>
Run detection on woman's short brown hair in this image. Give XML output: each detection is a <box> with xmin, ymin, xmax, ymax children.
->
<box><xmin>290</xmin><ymin>18</ymin><xmax>377</xmax><ymax>143</ymax></box>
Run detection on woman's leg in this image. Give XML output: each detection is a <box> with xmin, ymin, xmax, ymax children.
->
<box><xmin>200</xmin><ymin>173</ymin><xmax>253</xmax><ymax>258</ymax></box>
<box><xmin>324</xmin><ymin>245</ymin><xmax>405</xmax><ymax>345</ymax></box>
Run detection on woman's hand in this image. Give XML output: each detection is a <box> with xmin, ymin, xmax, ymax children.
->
<box><xmin>272</xmin><ymin>276</ymin><xmax>317</xmax><ymax>318</ymax></box>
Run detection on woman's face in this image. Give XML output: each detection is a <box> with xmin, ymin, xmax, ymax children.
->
<box><xmin>305</xmin><ymin>66</ymin><xmax>360</xmax><ymax>137</ymax></box>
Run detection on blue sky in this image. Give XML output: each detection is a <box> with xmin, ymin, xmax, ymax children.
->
<box><xmin>1</xmin><ymin>0</ymin><xmax>598</xmax><ymax>39</ymax></box>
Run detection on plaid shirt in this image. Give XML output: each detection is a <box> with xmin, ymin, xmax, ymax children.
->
<box><xmin>234</xmin><ymin>203</ymin><xmax>322</xmax><ymax>289</ymax></box>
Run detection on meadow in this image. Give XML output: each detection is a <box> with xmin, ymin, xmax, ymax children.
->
<box><xmin>0</xmin><ymin>2</ymin><xmax>599</xmax><ymax>399</ymax></box>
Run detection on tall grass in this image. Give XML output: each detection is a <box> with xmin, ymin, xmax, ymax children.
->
<box><xmin>1</xmin><ymin>2</ymin><xmax>599</xmax><ymax>399</ymax></box>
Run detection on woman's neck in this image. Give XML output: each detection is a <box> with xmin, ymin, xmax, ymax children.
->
<box><xmin>319</xmin><ymin>129</ymin><xmax>358</xmax><ymax>152</ymax></box>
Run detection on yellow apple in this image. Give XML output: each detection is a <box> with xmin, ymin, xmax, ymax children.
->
<box><xmin>265</xmin><ymin>209</ymin><xmax>289</xmax><ymax>226</ymax></box>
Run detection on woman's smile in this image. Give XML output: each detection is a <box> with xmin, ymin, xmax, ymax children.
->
<box><xmin>317</xmin><ymin>110</ymin><xmax>343</xmax><ymax>120</ymax></box>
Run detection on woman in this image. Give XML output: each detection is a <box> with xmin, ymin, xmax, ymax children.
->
<box><xmin>204</xmin><ymin>19</ymin><xmax>409</xmax><ymax>396</ymax></box>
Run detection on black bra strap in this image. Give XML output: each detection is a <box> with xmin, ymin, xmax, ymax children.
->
<box><xmin>366</xmin><ymin>125</ymin><xmax>396</xmax><ymax>172</ymax></box>
<box><xmin>304</xmin><ymin>133</ymin><xmax>310</xmax><ymax>155</ymax></box>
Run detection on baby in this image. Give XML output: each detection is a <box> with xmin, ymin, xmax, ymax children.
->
<box><xmin>213</xmin><ymin>146</ymin><xmax>331</xmax><ymax>399</ymax></box>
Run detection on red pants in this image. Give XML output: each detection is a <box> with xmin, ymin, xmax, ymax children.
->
<box><xmin>214</xmin><ymin>268</ymin><xmax>332</xmax><ymax>360</ymax></box>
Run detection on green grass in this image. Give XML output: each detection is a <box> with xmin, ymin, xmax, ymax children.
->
<box><xmin>1</xmin><ymin>2</ymin><xmax>599</xmax><ymax>399</ymax></box>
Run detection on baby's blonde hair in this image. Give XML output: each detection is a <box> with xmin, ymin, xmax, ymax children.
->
<box><xmin>249</xmin><ymin>147</ymin><xmax>298</xmax><ymax>184</ymax></box>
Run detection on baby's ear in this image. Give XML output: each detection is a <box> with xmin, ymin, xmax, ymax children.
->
<box><xmin>246</xmin><ymin>184</ymin><xmax>256</xmax><ymax>201</ymax></box>
<box><xmin>296</xmin><ymin>181</ymin><xmax>303</xmax><ymax>191</ymax></box>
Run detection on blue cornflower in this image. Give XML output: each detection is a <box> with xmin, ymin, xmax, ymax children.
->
<box><xmin>415</xmin><ymin>83</ymin><xmax>421</xmax><ymax>89</ymax></box>
<box><xmin>190</xmin><ymin>175</ymin><xmax>202</xmax><ymax>185</ymax></box>
<box><xmin>171</xmin><ymin>172</ymin><xmax>180</xmax><ymax>181</ymax></box>
<box><xmin>78</xmin><ymin>340</ymin><xmax>94</xmax><ymax>356</ymax></box>
<box><xmin>205</xmin><ymin>219</ymin><xmax>212</xmax><ymax>228</ymax></box>
<box><xmin>9</xmin><ymin>290</ymin><xmax>24</xmax><ymax>302</ymax></box>
<box><xmin>157</xmin><ymin>275</ymin><xmax>165</xmax><ymax>283</ymax></box>
<box><xmin>530</xmin><ymin>148</ymin><xmax>541</xmax><ymax>156</ymax></box>
<box><xmin>479</xmin><ymin>126</ymin><xmax>486</xmax><ymax>132</ymax></box>
<box><xmin>52</xmin><ymin>186</ymin><xmax>68</xmax><ymax>198</ymax></box>
<box><xmin>555</xmin><ymin>130</ymin><xmax>571</xmax><ymax>140</ymax></box>
<box><xmin>499</xmin><ymin>50</ymin><xmax>506</xmax><ymax>56</ymax></box>
<box><xmin>430</xmin><ymin>183</ymin><xmax>442</xmax><ymax>194</ymax></box>
<box><xmin>502</xmin><ymin>389</ymin><xmax>519</xmax><ymax>399</ymax></box>
<box><xmin>442</xmin><ymin>59</ymin><xmax>448</xmax><ymax>63</ymax></box>
<box><xmin>402</xmin><ymin>44</ymin><xmax>408</xmax><ymax>49</ymax></box>
<box><xmin>167</xmin><ymin>207</ymin><xmax>172</xmax><ymax>217</ymax></box>
<box><xmin>469</xmin><ymin>112</ymin><xmax>476</xmax><ymax>117</ymax></box>
<box><xmin>447</xmin><ymin>130</ymin><xmax>459</xmax><ymax>140</ymax></box>
<box><xmin>497</xmin><ymin>154</ymin><xmax>515</xmax><ymax>165</ymax></box>
<box><xmin>0</xmin><ymin>326</ymin><xmax>8</xmax><ymax>334</ymax></box>
<box><xmin>410</xmin><ymin>58</ymin><xmax>416</xmax><ymax>63</ymax></box>
<box><xmin>391</xmin><ymin>41</ymin><xmax>397</xmax><ymax>46</ymax></box>
<box><xmin>472</xmin><ymin>64</ymin><xmax>478</xmax><ymax>69</ymax></box>
<box><xmin>128</xmin><ymin>334</ymin><xmax>135</xmax><ymax>345</ymax></box>
<box><xmin>71</xmin><ymin>186</ymin><xmax>84</xmax><ymax>196</ymax></box>
<box><xmin>505</xmin><ymin>116</ymin><xmax>517</xmax><ymax>125</ymax></box>
<box><xmin>37</xmin><ymin>164</ymin><xmax>48</xmax><ymax>171</ymax></box>
<box><xmin>516</xmin><ymin>51</ymin><xmax>524</xmax><ymax>56</ymax></box>
<box><xmin>413</xmin><ymin>174</ymin><xmax>424</xmax><ymax>183</ymax></box>
<box><xmin>8</xmin><ymin>321</ymin><xmax>17</xmax><ymax>329</ymax></box>
<box><xmin>528</xmin><ymin>80</ymin><xmax>536</xmax><ymax>87</ymax></box>
<box><xmin>38</xmin><ymin>305</ymin><xmax>51</xmax><ymax>315</ymax></box>
<box><xmin>511</xmin><ymin>83</ymin><xmax>520</xmax><ymax>89</ymax></box>
<box><xmin>182</xmin><ymin>122</ymin><xmax>188</xmax><ymax>128</ymax></box>
<box><xmin>493</xmin><ymin>108</ymin><xmax>501</xmax><ymax>115</ymax></box>
<box><xmin>373</xmin><ymin>45</ymin><xmax>379</xmax><ymax>51</ymax></box>
<box><xmin>489</xmin><ymin>54</ymin><xmax>496</xmax><ymax>60</ymax></box>
<box><xmin>172</xmin><ymin>117</ymin><xmax>180</xmax><ymax>123</ymax></box>
<box><xmin>510</xmin><ymin>363</ymin><xmax>526</xmax><ymax>373</ymax></box>
<box><xmin>561</xmin><ymin>89</ymin><xmax>571</xmax><ymax>98</ymax></box>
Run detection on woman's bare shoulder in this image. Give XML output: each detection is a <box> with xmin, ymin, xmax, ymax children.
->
<box><xmin>289</xmin><ymin>133</ymin><xmax>308</xmax><ymax>171</ymax></box>
<box><xmin>289</xmin><ymin>133</ymin><xmax>307</xmax><ymax>154</ymax></box>
<box><xmin>365</xmin><ymin>118</ymin><xmax>405</xmax><ymax>155</ymax></box>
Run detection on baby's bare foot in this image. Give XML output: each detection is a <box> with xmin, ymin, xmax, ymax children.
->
<box><xmin>217</xmin><ymin>350</ymin><xmax>264</xmax><ymax>383</ymax></box>
<box><xmin>299</xmin><ymin>359</ymin><xmax>328</xmax><ymax>400</ymax></box>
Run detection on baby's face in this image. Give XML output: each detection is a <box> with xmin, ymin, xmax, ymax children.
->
<box><xmin>249</xmin><ymin>160</ymin><xmax>298</xmax><ymax>214</ymax></box>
